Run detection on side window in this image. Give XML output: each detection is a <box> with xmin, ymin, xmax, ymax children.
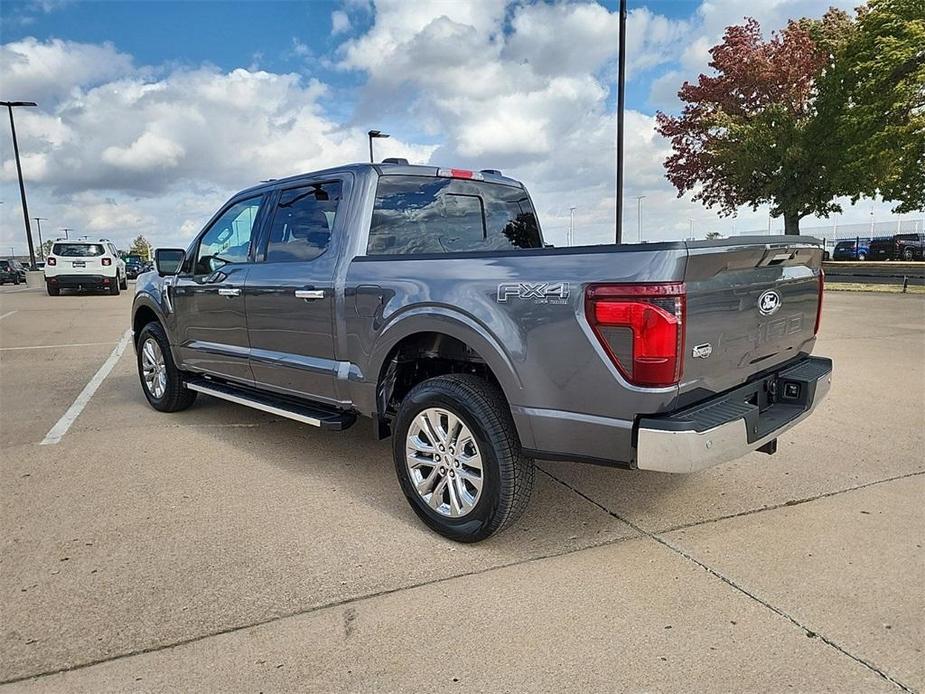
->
<box><xmin>194</xmin><ymin>197</ymin><xmax>263</xmax><ymax>275</ymax></box>
<box><xmin>368</xmin><ymin>176</ymin><xmax>541</xmax><ymax>255</ymax></box>
<box><xmin>265</xmin><ymin>182</ymin><xmax>342</xmax><ymax>263</ymax></box>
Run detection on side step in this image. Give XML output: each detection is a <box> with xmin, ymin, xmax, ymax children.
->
<box><xmin>186</xmin><ymin>378</ymin><xmax>356</xmax><ymax>430</ymax></box>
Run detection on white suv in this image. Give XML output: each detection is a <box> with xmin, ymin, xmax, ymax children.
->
<box><xmin>44</xmin><ymin>239</ymin><xmax>127</xmax><ymax>296</ymax></box>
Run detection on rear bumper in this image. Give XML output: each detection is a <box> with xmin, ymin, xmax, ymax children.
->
<box><xmin>636</xmin><ymin>356</ymin><xmax>832</xmax><ymax>473</ymax></box>
<box><xmin>46</xmin><ymin>274</ymin><xmax>113</xmax><ymax>289</ymax></box>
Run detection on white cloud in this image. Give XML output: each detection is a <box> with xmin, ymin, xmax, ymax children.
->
<box><xmin>331</xmin><ymin>10</ymin><xmax>352</xmax><ymax>35</ymax></box>
<box><xmin>0</xmin><ymin>37</ymin><xmax>133</xmax><ymax>106</ymax></box>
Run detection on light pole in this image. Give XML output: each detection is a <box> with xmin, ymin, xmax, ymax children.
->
<box><xmin>33</xmin><ymin>217</ymin><xmax>47</xmax><ymax>260</ymax></box>
<box><xmin>615</xmin><ymin>0</ymin><xmax>627</xmax><ymax>244</ymax></box>
<box><xmin>60</xmin><ymin>227</ymin><xmax>71</xmax><ymax>239</ymax></box>
<box><xmin>568</xmin><ymin>206</ymin><xmax>576</xmax><ymax>247</ymax></box>
<box><xmin>368</xmin><ymin>130</ymin><xmax>389</xmax><ymax>163</ymax></box>
<box><xmin>1</xmin><ymin>101</ymin><xmax>39</xmax><ymax>269</ymax></box>
<box><xmin>634</xmin><ymin>195</ymin><xmax>646</xmax><ymax>242</ymax></box>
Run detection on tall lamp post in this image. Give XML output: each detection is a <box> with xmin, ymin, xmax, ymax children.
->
<box><xmin>634</xmin><ymin>195</ymin><xmax>646</xmax><ymax>242</ymax></box>
<box><xmin>60</xmin><ymin>227</ymin><xmax>71</xmax><ymax>239</ymax></box>
<box><xmin>368</xmin><ymin>130</ymin><xmax>389</xmax><ymax>163</ymax></box>
<box><xmin>33</xmin><ymin>217</ymin><xmax>47</xmax><ymax>260</ymax></box>
<box><xmin>568</xmin><ymin>206</ymin><xmax>576</xmax><ymax>247</ymax></box>
<box><xmin>615</xmin><ymin>0</ymin><xmax>627</xmax><ymax>244</ymax></box>
<box><xmin>1</xmin><ymin>101</ymin><xmax>39</xmax><ymax>269</ymax></box>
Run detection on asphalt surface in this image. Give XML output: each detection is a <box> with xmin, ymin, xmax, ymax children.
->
<box><xmin>1</xmin><ymin>285</ymin><xmax>922</xmax><ymax>692</ymax></box>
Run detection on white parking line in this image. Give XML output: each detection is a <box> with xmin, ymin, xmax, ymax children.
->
<box><xmin>0</xmin><ymin>310</ymin><xmax>17</xmax><ymax>321</ymax></box>
<box><xmin>0</xmin><ymin>287</ymin><xmax>40</xmax><ymax>293</ymax></box>
<box><xmin>40</xmin><ymin>328</ymin><xmax>132</xmax><ymax>446</ymax></box>
<box><xmin>1</xmin><ymin>341</ymin><xmax>116</xmax><ymax>351</ymax></box>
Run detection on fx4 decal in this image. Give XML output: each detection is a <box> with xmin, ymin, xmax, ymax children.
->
<box><xmin>497</xmin><ymin>282</ymin><xmax>570</xmax><ymax>304</ymax></box>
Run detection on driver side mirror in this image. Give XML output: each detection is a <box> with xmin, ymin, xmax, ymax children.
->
<box><xmin>154</xmin><ymin>248</ymin><xmax>185</xmax><ymax>276</ymax></box>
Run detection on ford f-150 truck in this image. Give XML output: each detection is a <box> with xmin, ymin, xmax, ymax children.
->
<box><xmin>132</xmin><ymin>162</ymin><xmax>831</xmax><ymax>542</ymax></box>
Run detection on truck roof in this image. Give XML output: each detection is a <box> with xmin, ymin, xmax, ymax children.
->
<box><xmin>237</xmin><ymin>162</ymin><xmax>525</xmax><ymax>197</ymax></box>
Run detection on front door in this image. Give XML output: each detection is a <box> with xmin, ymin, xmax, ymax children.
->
<box><xmin>172</xmin><ymin>195</ymin><xmax>266</xmax><ymax>385</ymax></box>
<box><xmin>245</xmin><ymin>180</ymin><xmax>343</xmax><ymax>404</ymax></box>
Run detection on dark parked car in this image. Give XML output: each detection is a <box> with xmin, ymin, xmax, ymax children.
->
<box><xmin>0</xmin><ymin>259</ymin><xmax>22</xmax><ymax>285</ymax></box>
<box><xmin>132</xmin><ymin>162</ymin><xmax>831</xmax><ymax>541</ymax></box>
<box><xmin>125</xmin><ymin>258</ymin><xmax>145</xmax><ymax>279</ymax></box>
<box><xmin>832</xmin><ymin>239</ymin><xmax>870</xmax><ymax>261</ymax></box>
<box><xmin>868</xmin><ymin>233</ymin><xmax>925</xmax><ymax>261</ymax></box>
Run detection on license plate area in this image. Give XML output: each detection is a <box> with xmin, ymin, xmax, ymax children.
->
<box><xmin>72</xmin><ymin>261</ymin><xmax>86</xmax><ymax>268</ymax></box>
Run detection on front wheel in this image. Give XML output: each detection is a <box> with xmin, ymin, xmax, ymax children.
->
<box><xmin>857</xmin><ymin>253</ymin><xmax>866</xmax><ymax>261</ymax></box>
<box><xmin>902</xmin><ymin>248</ymin><xmax>915</xmax><ymax>261</ymax></box>
<box><xmin>136</xmin><ymin>322</ymin><xmax>197</xmax><ymax>412</ymax></box>
<box><xmin>392</xmin><ymin>374</ymin><xmax>534</xmax><ymax>542</ymax></box>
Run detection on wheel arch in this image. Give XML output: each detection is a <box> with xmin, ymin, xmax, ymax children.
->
<box><xmin>367</xmin><ymin>308</ymin><xmax>525</xmax><ymax>436</ymax></box>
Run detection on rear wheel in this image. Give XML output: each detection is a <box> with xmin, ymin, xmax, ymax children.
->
<box><xmin>109</xmin><ymin>276</ymin><xmax>120</xmax><ymax>295</ymax></box>
<box><xmin>857</xmin><ymin>253</ymin><xmax>866</xmax><ymax>261</ymax></box>
<box><xmin>46</xmin><ymin>283</ymin><xmax>59</xmax><ymax>296</ymax></box>
<box><xmin>902</xmin><ymin>247</ymin><xmax>914</xmax><ymax>261</ymax></box>
<box><xmin>137</xmin><ymin>322</ymin><xmax>197</xmax><ymax>412</ymax></box>
<box><xmin>120</xmin><ymin>273</ymin><xmax>128</xmax><ymax>290</ymax></box>
<box><xmin>392</xmin><ymin>374</ymin><xmax>534</xmax><ymax>542</ymax></box>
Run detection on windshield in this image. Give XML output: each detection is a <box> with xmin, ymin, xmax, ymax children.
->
<box><xmin>0</xmin><ymin>260</ymin><xmax>10</xmax><ymax>270</ymax></box>
<box><xmin>53</xmin><ymin>243</ymin><xmax>105</xmax><ymax>257</ymax></box>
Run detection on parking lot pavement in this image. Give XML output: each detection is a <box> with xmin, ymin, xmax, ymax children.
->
<box><xmin>1</xmin><ymin>289</ymin><xmax>922</xmax><ymax>691</ymax></box>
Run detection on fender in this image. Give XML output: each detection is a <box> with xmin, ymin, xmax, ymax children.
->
<box><xmin>357</xmin><ymin>304</ymin><xmax>526</xmax><ymax>415</ymax></box>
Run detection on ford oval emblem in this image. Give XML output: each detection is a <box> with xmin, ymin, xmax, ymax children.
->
<box><xmin>758</xmin><ymin>289</ymin><xmax>782</xmax><ymax>316</ymax></box>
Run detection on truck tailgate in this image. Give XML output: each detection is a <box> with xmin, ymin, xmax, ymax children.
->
<box><xmin>680</xmin><ymin>238</ymin><xmax>823</xmax><ymax>400</ymax></box>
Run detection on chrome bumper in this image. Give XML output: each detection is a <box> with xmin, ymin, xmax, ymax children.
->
<box><xmin>636</xmin><ymin>357</ymin><xmax>832</xmax><ymax>474</ymax></box>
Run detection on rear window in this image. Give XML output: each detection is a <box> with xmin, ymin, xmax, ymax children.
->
<box><xmin>835</xmin><ymin>241</ymin><xmax>855</xmax><ymax>249</ymax></box>
<box><xmin>896</xmin><ymin>234</ymin><xmax>922</xmax><ymax>241</ymax></box>
<box><xmin>367</xmin><ymin>175</ymin><xmax>542</xmax><ymax>256</ymax></box>
<box><xmin>52</xmin><ymin>243</ymin><xmax>105</xmax><ymax>257</ymax></box>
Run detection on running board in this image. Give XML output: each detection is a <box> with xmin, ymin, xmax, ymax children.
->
<box><xmin>186</xmin><ymin>379</ymin><xmax>355</xmax><ymax>430</ymax></box>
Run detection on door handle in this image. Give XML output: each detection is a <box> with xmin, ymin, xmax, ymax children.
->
<box><xmin>217</xmin><ymin>287</ymin><xmax>241</xmax><ymax>297</ymax></box>
<box><xmin>295</xmin><ymin>289</ymin><xmax>325</xmax><ymax>300</ymax></box>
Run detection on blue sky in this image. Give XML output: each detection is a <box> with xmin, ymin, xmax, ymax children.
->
<box><xmin>1</xmin><ymin>0</ymin><xmax>909</xmax><ymax>254</ymax></box>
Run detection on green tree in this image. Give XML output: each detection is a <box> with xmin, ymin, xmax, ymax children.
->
<box><xmin>705</xmin><ymin>231</ymin><xmax>723</xmax><ymax>240</ymax></box>
<box><xmin>657</xmin><ymin>15</ymin><xmax>850</xmax><ymax>234</ymax></box>
<box><xmin>39</xmin><ymin>240</ymin><xmax>54</xmax><ymax>259</ymax></box>
<box><xmin>827</xmin><ymin>0</ymin><xmax>925</xmax><ymax>213</ymax></box>
<box><xmin>129</xmin><ymin>235</ymin><xmax>153</xmax><ymax>261</ymax></box>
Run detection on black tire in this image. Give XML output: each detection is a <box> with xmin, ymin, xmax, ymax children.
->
<box><xmin>46</xmin><ymin>284</ymin><xmax>59</xmax><ymax>296</ymax></box>
<box><xmin>857</xmin><ymin>253</ymin><xmax>866</xmax><ymax>261</ymax></box>
<box><xmin>14</xmin><ymin>276</ymin><xmax>21</xmax><ymax>285</ymax></box>
<box><xmin>392</xmin><ymin>374</ymin><xmax>534</xmax><ymax>542</ymax></box>
<box><xmin>136</xmin><ymin>321</ymin><xmax>197</xmax><ymax>412</ymax></box>
<box><xmin>902</xmin><ymin>247</ymin><xmax>914</xmax><ymax>261</ymax></box>
<box><xmin>109</xmin><ymin>276</ymin><xmax>120</xmax><ymax>295</ymax></box>
<box><xmin>120</xmin><ymin>274</ymin><xmax>128</xmax><ymax>290</ymax></box>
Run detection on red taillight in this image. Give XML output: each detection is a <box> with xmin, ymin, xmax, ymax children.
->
<box><xmin>102</xmin><ymin>257</ymin><xmax>112</xmax><ymax>266</ymax></box>
<box><xmin>814</xmin><ymin>269</ymin><xmax>824</xmax><ymax>335</ymax></box>
<box><xmin>47</xmin><ymin>257</ymin><xmax>56</xmax><ymax>266</ymax></box>
<box><xmin>586</xmin><ymin>283</ymin><xmax>686</xmax><ymax>388</ymax></box>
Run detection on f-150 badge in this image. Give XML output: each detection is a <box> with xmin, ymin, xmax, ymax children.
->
<box><xmin>497</xmin><ymin>282</ymin><xmax>570</xmax><ymax>304</ymax></box>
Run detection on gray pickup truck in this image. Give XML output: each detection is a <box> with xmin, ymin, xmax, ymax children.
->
<box><xmin>132</xmin><ymin>161</ymin><xmax>832</xmax><ymax>541</ymax></box>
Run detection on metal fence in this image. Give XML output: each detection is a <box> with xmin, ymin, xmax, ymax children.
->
<box><xmin>739</xmin><ymin>218</ymin><xmax>923</xmax><ymax>251</ymax></box>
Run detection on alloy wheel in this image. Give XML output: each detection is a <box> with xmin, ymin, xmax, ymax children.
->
<box><xmin>141</xmin><ymin>338</ymin><xmax>167</xmax><ymax>399</ymax></box>
<box><xmin>405</xmin><ymin>407</ymin><xmax>484</xmax><ymax>518</ymax></box>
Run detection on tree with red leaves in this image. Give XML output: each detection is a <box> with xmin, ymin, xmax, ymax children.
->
<box><xmin>656</xmin><ymin>16</ymin><xmax>846</xmax><ymax>234</ymax></box>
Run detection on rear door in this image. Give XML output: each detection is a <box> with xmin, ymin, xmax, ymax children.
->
<box><xmin>172</xmin><ymin>195</ymin><xmax>267</xmax><ymax>385</ymax></box>
<box><xmin>244</xmin><ymin>177</ymin><xmax>346</xmax><ymax>404</ymax></box>
<box><xmin>680</xmin><ymin>239</ymin><xmax>823</xmax><ymax>400</ymax></box>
